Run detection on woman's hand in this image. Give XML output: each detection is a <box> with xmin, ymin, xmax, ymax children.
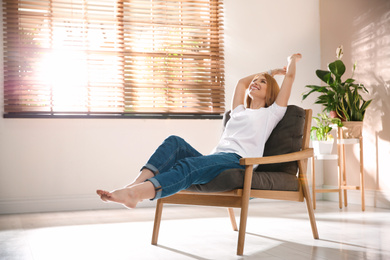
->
<box><xmin>270</xmin><ymin>67</ymin><xmax>287</xmax><ymax>76</ymax></box>
<box><xmin>288</xmin><ymin>53</ymin><xmax>302</xmax><ymax>63</ymax></box>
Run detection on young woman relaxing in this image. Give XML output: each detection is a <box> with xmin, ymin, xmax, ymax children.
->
<box><xmin>97</xmin><ymin>53</ymin><xmax>302</xmax><ymax>209</ymax></box>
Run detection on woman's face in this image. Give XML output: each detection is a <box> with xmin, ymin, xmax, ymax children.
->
<box><xmin>248</xmin><ymin>74</ymin><xmax>268</xmax><ymax>100</ymax></box>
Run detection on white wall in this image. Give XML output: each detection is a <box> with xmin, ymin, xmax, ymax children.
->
<box><xmin>0</xmin><ymin>0</ymin><xmax>321</xmax><ymax>214</ymax></box>
<box><xmin>224</xmin><ymin>0</ymin><xmax>321</xmax><ymax>110</ymax></box>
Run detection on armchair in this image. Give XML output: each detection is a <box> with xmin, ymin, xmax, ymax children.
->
<box><xmin>151</xmin><ymin>105</ymin><xmax>318</xmax><ymax>255</ymax></box>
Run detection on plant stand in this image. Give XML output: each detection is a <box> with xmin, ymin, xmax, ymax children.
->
<box><xmin>338</xmin><ymin>127</ymin><xmax>365</xmax><ymax>211</ymax></box>
<box><xmin>311</xmin><ymin>127</ymin><xmax>365</xmax><ymax>211</ymax></box>
<box><xmin>311</xmin><ymin>154</ymin><xmax>342</xmax><ymax>210</ymax></box>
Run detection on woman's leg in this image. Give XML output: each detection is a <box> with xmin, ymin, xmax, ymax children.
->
<box><xmin>126</xmin><ymin>135</ymin><xmax>202</xmax><ymax>187</ymax></box>
<box><xmin>125</xmin><ymin>168</ymin><xmax>154</xmax><ymax>187</ymax></box>
<box><xmin>97</xmin><ymin>181</ymin><xmax>155</xmax><ymax>209</ymax></box>
<box><xmin>141</xmin><ymin>135</ymin><xmax>202</xmax><ymax>175</ymax></box>
<box><xmin>97</xmin><ymin>135</ymin><xmax>203</xmax><ymax>207</ymax></box>
<box><xmin>97</xmin><ymin>153</ymin><xmax>243</xmax><ymax>209</ymax></box>
<box><xmin>147</xmin><ymin>152</ymin><xmax>243</xmax><ymax>200</ymax></box>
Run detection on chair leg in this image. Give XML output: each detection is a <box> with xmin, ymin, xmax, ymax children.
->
<box><xmin>236</xmin><ymin>165</ymin><xmax>253</xmax><ymax>255</ymax></box>
<box><xmin>304</xmin><ymin>189</ymin><xmax>319</xmax><ymax>239</ymax></box>
<box><xmin>311</xmin><ymin>156</ymin><xmax>316</xmax><ymax>210</ymax></box>
<box><xmin>227</xmin><ymin>208</ymin><xmax>238</xmax><ymax>231</ymax></box>
<box><xmin>151</xmin><ymin>199</ymin><xmax>163</xmax><ymax>245</ymax></box>
<box><xmin>301</xmin><ymin>180</ymin><xmax>319</xmax><ymax>239</ymax></box>
<box><xmin>237</xmin><ymin>197</ymin><xmax>250</xmax><ymax>255</ymax></box>
<box><xmin>299</xmin><ymin>160</ymin><xmax>319</xmax><ymax>239</ymax></box>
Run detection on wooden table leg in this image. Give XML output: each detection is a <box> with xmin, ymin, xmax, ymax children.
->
<box><xmin>341</xmin><ymin>143</ymin><xmax>348</xmax><ymax>207</ymax></box>
<box><xmin>360</xmin><ymin>137</ymin><xmax>365</xmax><ymax>211</ymax></box>
<box><xmin>337</xmin><ymin>141</ymin><xmax>343</xmax><ymax>209</ymax></box>
<box><xmin>311</xmin><ymin>156</ymin><xmax>316</xmax><ymax>210</ymax></box>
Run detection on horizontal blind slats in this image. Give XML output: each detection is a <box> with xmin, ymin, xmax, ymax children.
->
<box><xmin>3</xmin><ymin>0</ymin><xmax>224</xmax><ymax>116</ymax></box>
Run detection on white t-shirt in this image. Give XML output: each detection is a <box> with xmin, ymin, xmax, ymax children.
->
<box><xmin>212</xmin><ymin>103</ymin><xmax>287</xmax><ymax>158</ymax></box>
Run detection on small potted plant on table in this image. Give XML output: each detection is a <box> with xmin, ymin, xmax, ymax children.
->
<box><xmin>311</xmin><ymin>112</ymin><xmax>343</xmax><ymax>155</ymax></box>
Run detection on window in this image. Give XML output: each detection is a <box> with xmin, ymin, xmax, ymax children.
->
<box><xmin>2</xmin><ymin>0</ymin><xmax>224</xmax><ymax>118</ymax></box>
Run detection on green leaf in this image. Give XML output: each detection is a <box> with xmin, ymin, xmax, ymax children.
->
<box><xmin>337</xmin><ymin>101</ymin><xmax>349</xmax><ymax>121</ymax></box>
<box><xmin>316</xmin><ymin>70</ymin><xmax>334</xmax><ymax>84</ymax></box>
<box><xmin>330</xmin><ymin>117</ymin><xmax>343</xmax><ymax>127</ymax></box>
<box><xmin>360</xmin><ymin>99</ymin><xmax>372</xmax><ymax>111</ymax></box>
<box><xmin>310</xmin><ymin>128</ymin><xmax>317</xmax><ymax>140</ymax></box>
<box><xmin>317</xmin><ymin>95</ymin><xmax>330</xmax><ymax>102</ymax></box>
<box><xmin>305</xmin><ymin>85</ymin><xmax>328</xmax><ymax>92</ymax></box>
<box><xmin>360</xmin><ymin>83</ymin><xmax>369</xmax><ymax>93</ymax></box>
<box><xmin>302</xmin><ymin>85</ymin><xmax>328</xmax><ymax>100</ymax></box>
<box><xmin>328</xmin><ymin>60</ymin><xmax>346</xmax><ymax>78</ymax></box>
<box><xmin>346</xmin><ymin>89</ymin><xmax>354</xmax><ymax>110</ymax></box>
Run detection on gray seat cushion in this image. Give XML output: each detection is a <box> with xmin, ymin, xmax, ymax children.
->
<box><xmin>186</xmin><ymin>105</ymin><xmax>305</xmax><ymax>192</ymax></box>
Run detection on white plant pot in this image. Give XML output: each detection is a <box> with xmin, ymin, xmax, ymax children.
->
<box><xmin>312</xmin><ymin>140</ymin><xmax>334</xmax><ymax>155</ymax></box>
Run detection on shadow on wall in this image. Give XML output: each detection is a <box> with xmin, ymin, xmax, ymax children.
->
<box><xmin>351</xmin><ymin>0</ymin><xmax>390</xmax><ymax>205</ymax></box>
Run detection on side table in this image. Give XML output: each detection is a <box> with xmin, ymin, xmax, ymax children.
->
<box><xmin>311</xmin><ymin>134</ymin><xmax>365</xmax><ymax>211</ymax></box>
<box><xmin>311</xmin><ymin>154</ymin><xmax>342</xmax><ymax>210</ymax></box>
<box><xmin>338</xmin><ymin>135</ymin><xmax>365</xmax><ymax>211</ymax></box>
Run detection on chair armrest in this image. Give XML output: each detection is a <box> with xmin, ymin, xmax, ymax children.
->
<box><xmin>239</xmin><ymin>148</ymin><xmax>313</xmax><ymax>166</ymax></box>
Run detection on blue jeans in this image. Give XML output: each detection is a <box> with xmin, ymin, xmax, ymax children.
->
<box><xmin>142</xmin><ymin>135</ymin><xmax>244</xmax><ymax>200</ymax></box>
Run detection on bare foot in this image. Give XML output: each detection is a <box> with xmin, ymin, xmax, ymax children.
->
<box><xmin>96</xmin><ymin>188</ymin><xmax>140</xmax><ymax>209</ymax></box>
<box><xmin>96</xmin><ymin>190</ymin><xmax>111</xmax><ymax>202</ymax></box>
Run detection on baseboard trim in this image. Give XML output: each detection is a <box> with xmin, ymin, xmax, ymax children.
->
<box><xmin>320</xmin><ymin>185</ymin><xmax>390</xmax><ymax>209</ymax></box>
<box><xmin>0</xmin><ymin>195</ymin><xmax>157</xmax><ymax>214</ymax></box>
<box><xmin>1</xmin><ymin>188</ymin><xmax>389</xmax><ymax>214</ymax></box>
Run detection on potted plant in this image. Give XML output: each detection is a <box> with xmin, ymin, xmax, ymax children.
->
<box><xmin>302</xmin><ymin>46</ymin><xmax>372</xmax><ymax>138</ymax></box>
<box><xmin>311</xmin><ymin>113</ymin><xmax>343</xmax><ymax>155</ymax></box>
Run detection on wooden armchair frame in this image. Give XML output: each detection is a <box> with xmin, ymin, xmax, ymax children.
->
<box><xmin>151</xmin><ymin>109</ymin><xmax>319</xmax><ymax>255</ymax></box>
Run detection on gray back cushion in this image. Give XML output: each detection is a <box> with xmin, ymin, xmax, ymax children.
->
<box><xmin>256</xmin><ymin>105</ymin><xmax>305</xmax><ymax>174</ymax></box>
<box><xmin>187</xmin><ymin>105</ymin><xmax>305</xmax><ymax>192</ymax></box>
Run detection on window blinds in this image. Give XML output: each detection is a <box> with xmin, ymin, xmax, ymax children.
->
<box><xmin>2</xmin><ymin>0</ymin><xmax>225</xmax><ymax>117</ymax></box>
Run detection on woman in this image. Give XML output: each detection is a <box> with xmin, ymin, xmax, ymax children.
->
<box><xmin>97</xmin><ymin>53</ymin><xmax>302</xmax><ymax>208</ymax></box>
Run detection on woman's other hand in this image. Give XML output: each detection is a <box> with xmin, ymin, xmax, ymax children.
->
<box><xmin>271</xmin><ymin>67</ymin><xmax>287</xmax><ymax>76</ymax></box>
<box><xmin>288</xmin><ymin>53</ymin><xmax>302</xmax><ymax>63</ymax></box>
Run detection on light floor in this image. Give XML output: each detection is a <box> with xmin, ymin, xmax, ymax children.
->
<box><xmin>0</xmin><ymin>200</ymin><xmax>389</xmax><ymax>260</ymax></box>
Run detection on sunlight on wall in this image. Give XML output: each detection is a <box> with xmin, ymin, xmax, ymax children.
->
<box><xmin>350</xmin><ymin>2</ymin><xmax>390</xmax><ymax>197</ymax></box>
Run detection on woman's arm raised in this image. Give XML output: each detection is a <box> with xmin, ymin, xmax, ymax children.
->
<box><xmin>275</xmin><ymin>53</ymin><xmax>302</xmax><ymax>107</ymax></box>
<box><xmin>231</xmin><ymin>74</ymin><xmax>254</xmax><ymax>110</ymax></box>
